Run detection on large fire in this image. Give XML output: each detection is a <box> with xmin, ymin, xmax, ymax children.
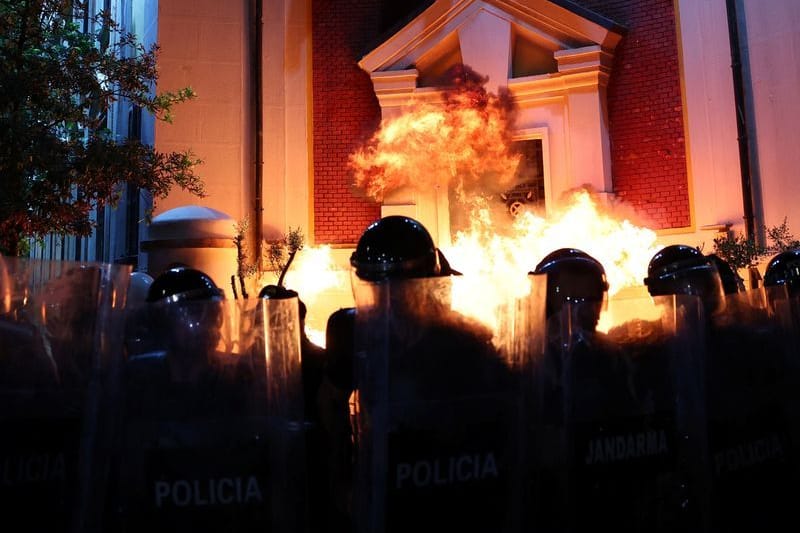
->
<box><xmin>442</xmin><ymin>190</ymin><xmax>660</xmax><ymax>330</ymax></box>
<box><xmin>284</xmin><ymin>70</ymin><xmax>665</xmax><ymax>344</ymax></box>
<box><xmin>350</xmin><ymin>67</ymin><xmax>520</xmax><ymax>203</ymax></box>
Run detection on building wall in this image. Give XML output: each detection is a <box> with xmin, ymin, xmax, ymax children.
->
<box><xmin>674</xmin><ymin>0</ymin><xmax>742</xmax><ymax>244</ymax></box>
<box><xmin>575</xmin><ymin>0</ymin><xmax>691</xmax><ymax>230</ymax></box>
<box><xmin>150</xmin><ymin>0</ymin><xmax>799</xmax><ymax>251</ymax></box>
<box><xmin>311</xmin><ymin>0</ymin><xmax>382</xmax><ymax>244</ymax></box>
<box><xmin>740</xmin><ymin>0</ymin><xmax>800</xmax><ymax>238</ymax></box>
<box><xmin>262</xmin><ymin>0</ymin><xmax>314</xmax><ymax>243</ymax></box>
<box><xmin>670</xmin><ymin>0</ymin><xmax>800</xmax><ymax>250</ymax></box>
<box><xmin>154</xmin><ymin>0</ymin><xmax>252</xmax><ymax>223</ymax></box>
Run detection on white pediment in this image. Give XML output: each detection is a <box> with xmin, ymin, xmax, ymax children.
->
<box><xmin>359</xmin><ymin>0</ymin><xmax>623</xmax><ymax>82</ymax></box>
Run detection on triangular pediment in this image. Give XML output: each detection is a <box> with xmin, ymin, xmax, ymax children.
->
<box><xmin>359</xmin><ymin>0</ymin><xmax>623</xmax><ymax>84</ymax></box>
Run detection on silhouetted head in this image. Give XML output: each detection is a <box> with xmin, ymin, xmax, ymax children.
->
<box><xmin>128</xmin><ymin>271</ymin><xmax>154</xmax><ymax>306</ymax></box>
<box><xmin>532</xmin><ymin>248</ymin><xmax>609</xmax><ymax>331</ymax></box>
<box><xmin>644</xmin><ymin>245</ymin><xmax>725</xmax><ymax>316</ymax></box>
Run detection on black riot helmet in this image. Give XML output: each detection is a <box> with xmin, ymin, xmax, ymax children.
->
<box><xmin>146</xmin><ymin>267</ymin><xmax>223</xmax><ymax>303</ymax></box>
<box><xmin>763</xmin><ymin>248</ymin><xmax>800</xmax><ymax>297</ymax></box>
<box><xmin>350</xmin><ymin>216</ymin><xmax>442</xmax><ymax>281</ymax></box>
<box><xmin>146</xmin><ymin>267</ymin><xmax>224</xmax><ymax>354</ymax></box>
<box><xmin>644</xmin><ymin>244</ymin><xmax>725</xmax><ymax>315</ymax></box>
<box><xmin>532</xmin><ymin>248</ymin><xmax>609</xmax><ymax>324</ymax></box>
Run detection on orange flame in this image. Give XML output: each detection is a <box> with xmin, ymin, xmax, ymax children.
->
<box><xmin>350</xmin><ymin>67</ymin><xmax>520</xmax><ymax>201</ymax></box>
<box><xmin>444</xmin><ymin>189</ymin><xmax>660</xmax><ymax>329</ymax></box>
<box><xmin>446</xmin><ymin>189</ymin><xmax>659</xmax><ymax>294</ymax></box>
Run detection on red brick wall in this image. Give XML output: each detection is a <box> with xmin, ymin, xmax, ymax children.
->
<box><xmin>311</xmin><ymin>0</ymin><xmax>382</xmax><ymax>244</ymax></box>
<box><xmin>576</xmin><ymin>0</ymin><xmax>690</xmax><ymax>228</ymax></box>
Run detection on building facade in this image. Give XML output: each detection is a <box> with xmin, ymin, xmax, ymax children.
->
<box><xmin>35</xmin><ymin>0</ymin><xmax>800</xmax><ymax>276</ymax></box>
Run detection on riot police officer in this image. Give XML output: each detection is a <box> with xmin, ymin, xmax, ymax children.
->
<box><xmin>113</xmin><ymin>267</ymin><xmax>297</xmax><ymax>532</ymax></box>
<box><xmin>0</xmin><ymin>259</ymin><xmax>113</xmax><ymax>532</ymax></box>
<box><xmin>531</xmin><ymin>249</ymin><xmax>665</xmax><ymax>533</ymax></box>
<box><xmin>533</xmin><ymin>247</ymin><xmax>609</xmax><ymax>332</ymax></box>
<box><xmin>531</xmin><ymin>247</ymin><xmax>614</xmax><ymax>394</ymax></box>
<box><xmin>125</xmin><ymin>266</ymin><xmax>230</xmax><ymax>416</ymax></box>
<box><xmin>347</xmin><ymin>215</ymin><xmax>458</xmax><ymax>281</ymax></box>
<box><xmin>257</xmin><ymin>284</ymin><xmax>325</xmax><ymax>404</ymax></box>
<box><xmin>326</xmin><ymin>215</ymin><xmax>514</xmax><ymax>533</ymax></box>
<box><xmin>319</xmin><ymin>214</ymin><xmax>450</xmax><ymax>532</ymax></box>
<box><xmin>644</xmin><ymin>244</ymin><xmax>797</xmax><ymax>532</ymax></box>
<box><xmin>322</xmin><ymin>215</ymin><xmax>460</xmax><ymax>415</ymax></box>
<box><xmin>147</xmin><ymin>267</ymin><xmax>223</xmax><ymax>376</ymax></box>
<box><xmin>146</xmin><ymin>266</ymin><xmax>222</xmax><ymax>302</ymax></box>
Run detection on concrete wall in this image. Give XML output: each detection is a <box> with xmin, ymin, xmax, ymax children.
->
<box><xmin>674</xmin><ymin>0</ymin><xmax>800</xmax><ymax>251</ymax></box>
<box><xmin>674</xmin><ymin>0</ymin><xmax>743</xmax><ymax>249</ymax></box>
<box><xmin>262</xmin><ymin>0</ymin><xmax>314</xmax><ymax>242</ymax></box>
<box><xmin>740</xmin><ymin>0</ymin><xmax>800</xmax><ymax>239</ymax></box>
<box><xmin>154</xmin><ymin>0</ymin><xmax>253</xmax><ymax>222</ymax></box>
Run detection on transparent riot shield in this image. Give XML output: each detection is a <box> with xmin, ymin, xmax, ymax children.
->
<box><xmin>0</xmin><ymin>256</ymin><xmax>130</xmax><ymax>533</ymax></box>
<box><xmin>705</xmin><ymin>287</ymin><xmax>800</xmax><ymax>531</ymax></box>
<box><xmin>108</xmin><ymin>296</ymin><xmax>305</xmax><ymax>533</ymax></box>
<box><xmin>534</xmin><ymin>293</ymin><xmax>710</xmax><ymax>533</ymax></box>
<box><xmin>352</xmin><ymin>274</ymin><xmax>545</xmax><ymax>533</ymax></box>
<box><xmin>765</xmin><ymin>284</ymin><xmax>800</xmax><ymax>357</ymax></box>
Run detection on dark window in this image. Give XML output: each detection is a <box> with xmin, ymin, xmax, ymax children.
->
<box><xmin>500</xmin><ymin>139</ymin><xmax>545</xmax><ymax>217</ymax></box>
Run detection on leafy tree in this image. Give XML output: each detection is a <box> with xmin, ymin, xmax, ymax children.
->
<box><xmin>713</xmin><ymin>217</ymin><xmax>799</xmax><ymax>273</ymax></box>
<box><xmin>0</xmin><ymin>0</ymin><xmax>204</xmax><ymax>256</ymax></box>
<box><xmin>713</xmin><ymin>231</ymin><xmax>762</xmax><ymax>271</ymax></box>
<box><xmin>765</xmin><ymin>217</ymin><xmax>800</xmax><ymax>253</ymax></box>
